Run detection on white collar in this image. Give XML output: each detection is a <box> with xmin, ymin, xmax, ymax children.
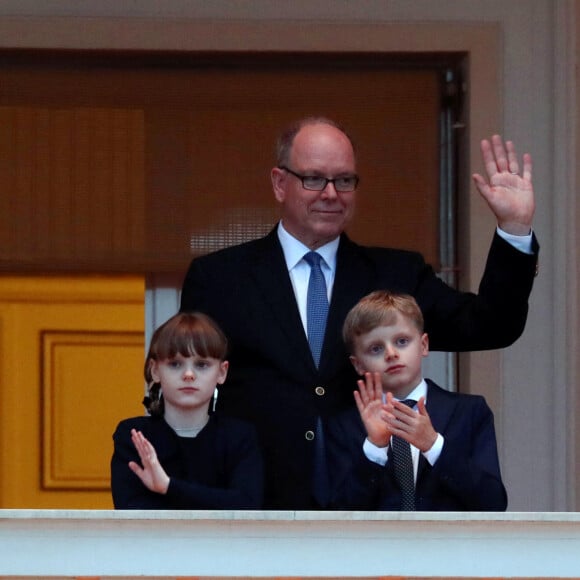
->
<box><xmin>277</xmin><ymin>220</ymin><xmax>339</xmax><ymax>272</ymax></box>
<box><xmin>385</xmin><ymin>378</ymin><xmax>428</xmax><ymax>405</ymax></box>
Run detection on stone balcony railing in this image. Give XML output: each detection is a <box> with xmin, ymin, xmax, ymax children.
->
<box><xmin>1</xmin><ymin>510</ymin><xmax>580</xmax><ymax>579</ymax></box>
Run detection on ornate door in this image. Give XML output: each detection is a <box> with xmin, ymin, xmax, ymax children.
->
<box><xmin>0</xmin><ymin>275</ymin><xmax>144</xmax><ymax>508</ymax></box>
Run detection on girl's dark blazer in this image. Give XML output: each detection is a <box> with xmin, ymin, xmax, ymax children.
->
<box><xmin>111</xmin><ymin>413</ymin><xmax>263</xmax><ymax>509</ymax></box>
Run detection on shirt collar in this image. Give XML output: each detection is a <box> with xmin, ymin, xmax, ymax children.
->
<box><xmin>277</xmin><ymin>220</ymin><xmax>339</xmax><ymax>271</ymax></box>
<box><xmin>383</xmin><ymin>378</ymin><xmax>428</xmax><ymax>405</ymax></box>
<box><xmin>399</xmin><ymin>379</ymin><xmax>428</xmax><ymax>404</ymax></box>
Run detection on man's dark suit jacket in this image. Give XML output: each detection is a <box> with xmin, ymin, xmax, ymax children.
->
<box><xmin>326</xmin><ymin>379</ymin><xmax>507</xmax><ymax>511</ymax></box>
<box><xmin>180</xmin><ymin>226</ymin><xmax>537</xmax><ymax>509</ymax></box>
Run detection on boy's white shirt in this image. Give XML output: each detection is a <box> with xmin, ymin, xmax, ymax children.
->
<box><xmin>363</xmin><ymin>379</ymin><xmax>445</xmax><ymax>481</ymax></box>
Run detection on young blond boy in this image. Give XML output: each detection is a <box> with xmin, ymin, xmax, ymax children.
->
<box><xmin>327</xmin><ymin>290</ymin><xmax>507</xmax><ymax>511</ymax></box>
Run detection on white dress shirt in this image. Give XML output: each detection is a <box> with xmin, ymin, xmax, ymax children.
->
<box><xmin>496</xmin><ymin>227</ymin><xmax>533</xmax><ymax>254</ymax></box>
<box><xmin>277</xmin><ymin>220</ymin><xmax>339</xmax><ymax>335</ymax></box>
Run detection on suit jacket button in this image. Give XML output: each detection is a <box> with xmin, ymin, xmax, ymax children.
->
<box><xmin>315</xmin><ymin>386</ymin><xmax>326</xmax><ymax>396</ymax></box>
<box><xmin>305</xmin><ymin>430</ymin><xmax>315</xmax><ymax>441</ymax></box>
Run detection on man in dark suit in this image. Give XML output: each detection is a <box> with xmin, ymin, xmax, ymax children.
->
<box><xmin>327</xmin><ymin>290</ymin><xmax>506</xmax><ymax>511</ymax></box>
<box><xmin>180</xmin><ymin>117</ymin><xmax>537</xmax><ymax>509</ymax></box>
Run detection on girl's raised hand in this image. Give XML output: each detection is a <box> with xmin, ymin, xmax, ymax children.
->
<box><xmin>128</xmin><ymin>429</ymin><xmax>170</xmax><ymax>495</ymax></box>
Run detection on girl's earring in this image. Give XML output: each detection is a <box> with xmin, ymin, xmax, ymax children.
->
<box><xmin>212</xmin><ymin>387</ymin><xmax>219</xmax><ymax>413</ymax></box>
<box><xmin>142</xmin><ymin>381</ymin><xmax>156</xmax><ymax>411</ymax></box>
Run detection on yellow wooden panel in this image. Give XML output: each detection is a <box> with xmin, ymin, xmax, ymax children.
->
<box><xmin>42</xmin><ymin>331</ymin><xmax>144</xmax><ymax>490</ymax></box>
<box><xmin>0</xmin><ymin>275</ymin><xmax>144</xmax><ymax>508</ymax></box>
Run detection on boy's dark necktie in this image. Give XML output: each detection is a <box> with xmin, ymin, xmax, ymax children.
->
<box><xmin>304</xmin><ymin>251</ymin><xmax>329</xmax><ymax>506</ymax></box>
<box><xmin>391</xmin><ymin>398</ymin><xmax>417</xmax><ymax>511</ymax></box>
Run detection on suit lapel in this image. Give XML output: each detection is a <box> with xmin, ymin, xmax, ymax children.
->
<box><xmin>320</xmin><ymin>234</ymin><xmax>374</xmax><ymax>373</ymax></box>
<box><xmin>246</xmin><ymin>228</ymin><xmax>315</xmax><ymax>374</ymax></box>
<box><xmin>423</xmin><ymin>380</ymin><xmax>457</xmax><ymax>432</ymax></box>
<box><xmin>417</xmin><ymin>380</ymin><xmax>457</xmax><ymax>479</ymax></box>
<box><xmin>244</xmin><ymin>231</ymin><xmax>377</xmax><ymax>376</ymax></box>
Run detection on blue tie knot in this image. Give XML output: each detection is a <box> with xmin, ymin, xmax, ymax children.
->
<box><xmin>304</xmin><ymin>251</ymin><xmax>323</xmax><ymax>268</ymax></box>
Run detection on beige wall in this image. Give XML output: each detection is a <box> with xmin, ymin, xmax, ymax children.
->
<box><xmin>0</xmin><ymin>0</ymin><xmax>576</xmax><ymax>511</ymax></box>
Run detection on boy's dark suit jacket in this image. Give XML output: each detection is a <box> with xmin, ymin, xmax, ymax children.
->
<box><xmin>180</xmin><ymin>226</ymin><xmax>537</xmax><ymax>509</ymax></box>
<box><xmin>326</xmin><ymin>379</ymin><xmax>507</xmax><ymax>511</ymax></box>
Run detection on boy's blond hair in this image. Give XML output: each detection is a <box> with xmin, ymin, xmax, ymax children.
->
<box><xmin>342</xmin><ymin>290</ymin><xmax>424</xmax><ymax>354</ymax></box>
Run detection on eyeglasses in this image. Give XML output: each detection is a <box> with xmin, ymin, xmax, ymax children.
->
<box><xmin>279</xmin><ymin>166</ymin><xmax>359</xmax><ymax>193</ymax></box>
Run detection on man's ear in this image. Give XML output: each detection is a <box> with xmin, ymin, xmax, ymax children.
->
<box><xmin>349</xmin><ymin>355</ymin><xmax>365</xmax><ymax>376</ymax></box>
<box><xmin>271</xmin><ymin>166</ymin><xmax>287</xmax><ymax>203</ymax></box>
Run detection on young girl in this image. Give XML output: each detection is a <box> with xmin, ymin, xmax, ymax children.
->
<box><xmin>111</xmin><ymin>311</ymin><xmax>263</xmax><ymax>509</ymax></box>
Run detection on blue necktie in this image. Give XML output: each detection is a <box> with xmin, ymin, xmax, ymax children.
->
<box><xmin>304</xmin><ymin>251</ymin><xmax>329</xmax><ymax>368</ymax></box>
<box><xmin>304</xmin><ymin>251</ymin><xmax>330</xmax><ymax>506</ymax></box>
<box><xmin>391</xmin><ymin>399</ymin><xmax>417</xmax><ymax>511</ymax></box>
